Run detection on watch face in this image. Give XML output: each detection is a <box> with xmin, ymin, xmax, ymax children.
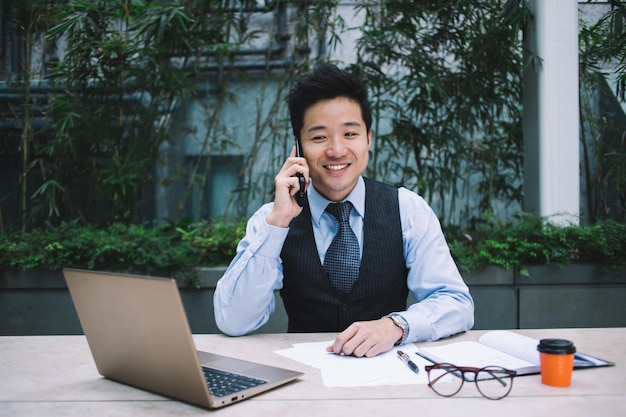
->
<box><xmin>389</xmin><ymin>314</ymin><xmax>409</xmax><ymax>346</ymax></box>
<box><xmin>392</xmin><ymin>314</ymin><xmax>408</xmax><ymax>330</ymax></box>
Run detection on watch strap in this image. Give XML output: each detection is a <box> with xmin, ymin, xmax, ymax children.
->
<box><xmin>386</xmin><ymin>313</ymin><xmax>409</xmax><ymax>346</ymax></box>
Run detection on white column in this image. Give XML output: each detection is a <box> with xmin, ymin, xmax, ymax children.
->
<box><xmin>523</xmin><ymin>0</ymin><xmax>580</xmax><ymax>225</ymax></box>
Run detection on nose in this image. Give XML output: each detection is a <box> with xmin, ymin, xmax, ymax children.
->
<box><xmin>325</xmin><ymin>136</ymin><xmax>348</xmax><ymax>157</ymax></box>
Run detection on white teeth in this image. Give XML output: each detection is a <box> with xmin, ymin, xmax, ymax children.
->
<box><xmin>327</xmin><ymin>164</ymin><xmax>348</xmax><ymax>171</ymax></box>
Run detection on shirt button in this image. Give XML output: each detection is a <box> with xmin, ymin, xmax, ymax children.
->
<box><xmin>341</xmin><ymin>303</ymin><xmax>348</xmax><ymax>311</ymax></box>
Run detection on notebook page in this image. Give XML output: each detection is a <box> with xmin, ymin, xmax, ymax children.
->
<box><xmin>478</xmin><ymin>330</ymin><xmax>541</xmax><ymax>366</ymax></box>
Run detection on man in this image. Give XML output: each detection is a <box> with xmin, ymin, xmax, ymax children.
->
<box><xmin>214</xmin><ymin>64</ymin><xmax>474</xmax><ymax>357</ymax></box>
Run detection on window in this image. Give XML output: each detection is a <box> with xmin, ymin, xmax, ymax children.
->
<box><xmin>185</xmin><ymin>155</ymin><xmax>244</xmax><ymax>221</ymax></box>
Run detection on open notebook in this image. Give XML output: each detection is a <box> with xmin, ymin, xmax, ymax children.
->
<box><xmin>416</xmin><ymin>330</ymin><xmax>613</xmax><ymax>377</ymax></box>
<box><xmin>63</xmin><ymin>268</ymin><xmax>303</xmax><ymax>409</ymax></box>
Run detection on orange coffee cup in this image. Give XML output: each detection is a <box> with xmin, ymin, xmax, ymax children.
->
<box><xmin>536</xmin><ymin>338</ymin><xmax>576</xmax><ymax>387</ymax></box>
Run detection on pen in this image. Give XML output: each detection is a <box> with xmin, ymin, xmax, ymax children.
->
<box><xmin>397</xmin><ymin>350</ymin><xmax>419</xmax><ymax>374</ymax></box>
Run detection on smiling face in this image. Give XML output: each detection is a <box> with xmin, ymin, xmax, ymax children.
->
<box><xmin>299</xmin><ymin>96</ymin><xmax>371</xmax><ymax>202</ymax></box>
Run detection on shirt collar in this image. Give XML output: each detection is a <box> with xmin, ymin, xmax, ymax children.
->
<box><xmin>309</xmin><ymin>177</ymin><xmax>365</xmax><ymax>226</ymax></box>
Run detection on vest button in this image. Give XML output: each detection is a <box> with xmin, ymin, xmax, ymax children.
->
<box><xmin>341</xmin><ymin>303</ymin><xmax>348</xmax><ymax>311</ymax></box>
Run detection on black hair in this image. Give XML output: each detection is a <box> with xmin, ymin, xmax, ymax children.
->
<box><xmin>287</xmin><ymin>63</ymin><xmax>372</xmax><ymax>139</ymax></box>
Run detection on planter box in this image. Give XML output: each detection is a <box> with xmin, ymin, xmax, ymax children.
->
<box><xmin>0</xmin><ymin>268</ymin><xmax>288</xmax><ymax>336</ymax></box>
<box><xmin>462</xmin><ymin>266</ymin><xmax>517</xmax><ymax>330</ymax></box>
<box><xmin>517</xmin><ymin>264</ymin><xmax>626</xmax><ymax>328</ymax></box>
<box><xmin>0</xmin><ymin>269</ymin><xmax>81</xmax><ymax>335</ymax></box>
<box><xmin>464</xmin><ymin>264</ymin><xmax>626</xmax><ymax>330</ymax></box>
<box><xmin>2</xmin><ymin>264</ymin><xmax>626</xmax><ymax>335</ymax></box>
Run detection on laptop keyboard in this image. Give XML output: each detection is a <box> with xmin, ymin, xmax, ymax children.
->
<box><xmin>202</xmin><ymin>367</ymin><xmax>267</xmax><ymax>397</ymax></box>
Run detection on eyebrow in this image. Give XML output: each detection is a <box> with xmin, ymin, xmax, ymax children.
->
<box><xmin>306</xmin><ymin>121</ymin><xmax>363</xmax><ymax>134</ymax></box>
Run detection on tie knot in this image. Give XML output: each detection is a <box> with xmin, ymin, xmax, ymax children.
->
<box><xmin>326</xmin><ymin>201</ymin><xmax>353</xmax><ymax>223</ymax></box>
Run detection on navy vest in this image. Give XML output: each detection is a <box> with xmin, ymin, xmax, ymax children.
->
<box><xmin>280</xmin><ymin>178</ymin><xmax>408</xmax><ymax>332</ymax></box>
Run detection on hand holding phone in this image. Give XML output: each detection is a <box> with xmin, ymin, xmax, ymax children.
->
<box><xmin>294</xmin><ymin>139</ymin><xmax>306</xmax><ymax>207</ymax></box>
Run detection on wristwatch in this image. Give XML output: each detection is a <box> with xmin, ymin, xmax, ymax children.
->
<box><xmin>386</xmin><ymin>313</ymin><xmax>409</xmax><ymax>346</ymax></box>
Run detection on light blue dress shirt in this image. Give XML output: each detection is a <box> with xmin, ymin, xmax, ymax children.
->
<box><xmin>213</xmin><ymin>177</ymin><xmax>474</xmax><ymax>343</ymax></box>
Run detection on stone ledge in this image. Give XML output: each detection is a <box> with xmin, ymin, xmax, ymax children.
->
<box><xmin>0</xmin><ymin>267</ymin><xmax>228</xmax><ymax>290</ymax></box>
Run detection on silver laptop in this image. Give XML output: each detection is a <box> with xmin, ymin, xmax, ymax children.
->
<box><xmin>63</xmin><ymin>268</ymin><xmax>303</xmax><ymax>409</ymax></box>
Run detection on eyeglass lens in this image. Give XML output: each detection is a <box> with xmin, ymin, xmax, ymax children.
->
<box><xmin>427</xmin><ymin>364</ymin><xmax>514</xmax><ymax>400</ymax></box>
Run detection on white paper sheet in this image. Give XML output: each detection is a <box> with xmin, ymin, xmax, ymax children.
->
<box><xmin>275</xmin><ymin>341</ymin><xmax>431</xmax><ymax>387</ymax></box>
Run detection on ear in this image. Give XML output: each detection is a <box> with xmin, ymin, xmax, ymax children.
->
<box><xmin>367</xmin><ymin>130</ymin><xmax>372</xmax><ymax>148</ymax></box>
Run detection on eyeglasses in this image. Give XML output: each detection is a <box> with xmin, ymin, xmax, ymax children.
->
<box><xmin>425</xmin><ymin>363</ymin><xmax>517</xmax><ymax>400</ymax></box>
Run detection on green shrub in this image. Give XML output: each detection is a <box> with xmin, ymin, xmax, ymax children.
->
<box><xmin>447</xmin><ymin>214</ymin><xmax>626</xmax><ymax>276</ymax></box>
<box><xmin>3</xmin><ymin>214</ymin><xmax>625</xmax><ymax>284</ymax></box>
<box><xmin>0</xmin><ymin>220</ymin><xmax>246</xmax><ymax>284</ymax></box>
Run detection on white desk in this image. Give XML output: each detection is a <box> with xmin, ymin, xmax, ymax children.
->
<box><xmin>1</xmin><ymin>329</ymin><xmax>624</xmax><ymax>417</ymax></box>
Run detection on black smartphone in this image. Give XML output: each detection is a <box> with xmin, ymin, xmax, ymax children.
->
<box><xmin>295</xmin><ymin>138</ymin><xmax>306</xmax><ymax>207</ymax></box>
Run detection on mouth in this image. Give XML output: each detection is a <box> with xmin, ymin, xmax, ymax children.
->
<box><xmin>324</xmin><ymin>163</ymin><xmax>350</xmax><ymax>172</ymax></box>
